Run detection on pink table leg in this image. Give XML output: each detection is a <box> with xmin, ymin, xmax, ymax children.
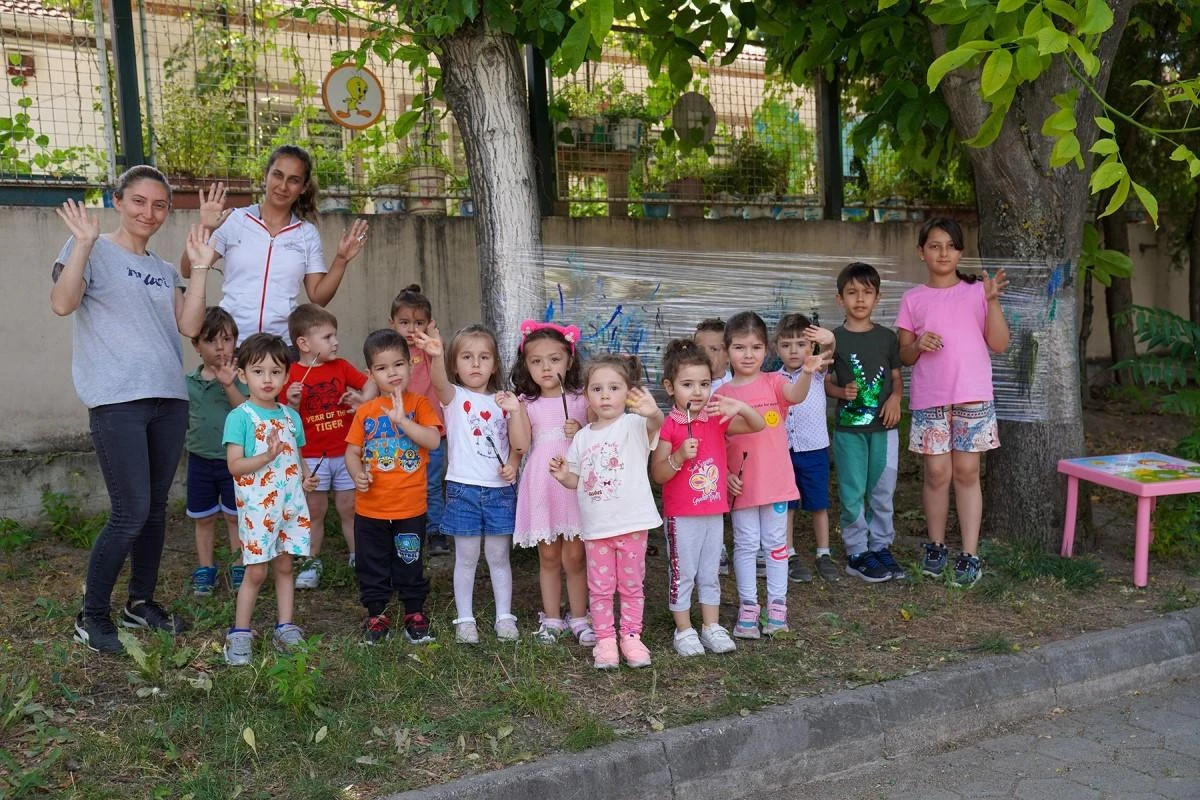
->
<box><xmin>1061</xmin><ymin>475</ymin><xmax>1079</xmax><ymax>557</ymax></box>
<box><xmin>1133</xmin><ymin>496</ymin><xmax>1152</xmax><ymax>588</ymax></box>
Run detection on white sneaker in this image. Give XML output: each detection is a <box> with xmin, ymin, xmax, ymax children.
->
<box><xmin>454</xmin><ymin>618</ymin><xmax>479</xmax><ymax>644</ymax></box>
<box><xmin>347</xmin><ymin>553</ymin><xmax>356</xmax><ymax>569</ymax></box>
<box><xmin>673</xmin><ymin>627</ymin><xmax>705</xmax><ymax>657</ymax></box>
<box><xmin>494</xmin><ymin>614</ymin><xmax>519</xmax><ymax>641</ymax></box>
<box><xmin>295</xmin><ymin>558</ymin><xmax>322</xmax><ymax>589</ymax></box>
<box><xmin>699</xmin><ymin>623</ymin><xmax>737</xmax><ymax>653</ymax></box>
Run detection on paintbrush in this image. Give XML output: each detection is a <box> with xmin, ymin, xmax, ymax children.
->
<box><xmin>311</xmin><ymin>451</ymin><xmax>327</xmax><ymax>475</ymax></box>
<box><xmin>557</xmin><ymin>373</ymin><xmax>569</xmax><ymax>420</ymax></box>
<box><xmin>685</xmin><ymin>400</ymin><xmax>693</xmax><ymax>439</ymax></box>
<box><xmin>295</xmin><ymin>353</ymin><xmax>320</xmax><ymax>392</ymax></box>
<box><xmin>737</xmin><ymin>450</ymin><xmax>750</xmax><ymax>480</ymax></box>
<box><xmin>484</xmin><ymin>434</ymin><xmax>506</xmax><ymax>468</ymax></box>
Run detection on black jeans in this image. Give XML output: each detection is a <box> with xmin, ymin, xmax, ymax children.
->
<box><xmin>354</xmin><ymin>513</ymin><xmax>429</xmax><ymax>617</ymax></box>
<box><xmin>83</xmin><ymin>398</ymin><xmax>187</xmax><ymax>618</ymax></box>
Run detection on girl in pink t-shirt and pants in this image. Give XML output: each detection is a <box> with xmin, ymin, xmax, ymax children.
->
<box><xmin>896</xmin><ymin>218</ymin><xmax>1010</xmax><ymax>587</ymax></box>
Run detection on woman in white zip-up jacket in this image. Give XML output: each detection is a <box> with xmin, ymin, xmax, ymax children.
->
<box><xmin>182</xmin><ymin>145</ymin><xmax>369</xmax><ymax>344</ymax></box>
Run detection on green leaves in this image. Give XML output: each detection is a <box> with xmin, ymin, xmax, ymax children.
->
<box><xmin>1078</xmin><ymin>222</ymin><xmax>1132</xmax><ymax>288</ymax></box>
<box><xmin>981</xmin><ymin>48</ymin><xmax>1013</xmax><ymax>98</ymax></box>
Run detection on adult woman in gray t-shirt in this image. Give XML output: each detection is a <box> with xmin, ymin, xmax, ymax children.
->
<box><xmin>51</xmin><ymin>165</ymin><xmax>215</xmax><ymax>655</ymax></box>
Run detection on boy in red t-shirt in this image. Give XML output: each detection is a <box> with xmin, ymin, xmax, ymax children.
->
<box><xmin>283</xmin><ymin>304</ymin><xmax>376</xmax><ymax>588</ymax></box>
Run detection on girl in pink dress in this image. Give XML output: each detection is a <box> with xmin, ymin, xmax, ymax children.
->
<box><xmin>505</xmin><ymin>321</ymin><xmax>594</xmax><ymax>644</ymax></box>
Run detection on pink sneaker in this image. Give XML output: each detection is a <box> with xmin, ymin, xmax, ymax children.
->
<box><xmin>619</xmin><ymin>634</ymin><xmax>652</xmax><ymax>668</ymax></box>
<box><xmin>762</xmin><ymin>599</ymin><xmax>789</xmax><ymax>636</ymax></box>
<box><xmin>592</xmin><ymin>637</ymin><xmax>619</xmax><ymax>670</ymax></box>
<box><xmin>734</xmin><ymin>601</ymin><xmax>761</xmax><ymax>639</ymax></box>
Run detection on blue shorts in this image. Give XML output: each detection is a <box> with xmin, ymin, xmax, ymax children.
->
<box><xmin>441</xmin><ymin>480</ymin><xmax>516</xmax><ymax>536</ymax></box>
<box><xmin>785</xmin><ymin>448</ymin><xmax>830</xmax><ymax>512</ymax></box>
<box><xmin>186</xmin><ymin>452</ymin><xmax>236</xmax><ymax>519</ymax></box>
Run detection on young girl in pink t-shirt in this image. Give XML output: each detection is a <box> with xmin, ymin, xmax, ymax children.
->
<box><xmin>714</xmin><ymin>312</ymin><xmax>830</xmax><ymax>639</ymax></box>
<box><xmin>895</xmin><ymin>218</ymin><xmax>1010</xmax><ymax>588</ymax></box>
<box><xmin>651</xmin><ymin>339</ymin><xmax>764</xmax><ymax>657</ymax></box>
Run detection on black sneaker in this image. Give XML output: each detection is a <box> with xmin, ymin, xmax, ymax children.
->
<box><xmin>787</xmin><ymin>556</ymin><xmax>813</xmax><ymax>583</ymax></box>
<box><xmin>403</xmin><ymin>612</ymin><xmax>435</xmax><ymax>644</ymax></box>
<box><xmin>953</xmin><ymin>553</ymin><xmax>983</xmax><ymax>587</ymax></box>
<box><xmin>845</xmin><ymin>551</ymin><xmax>892</xmax><ymax>583</ymax></box>
<box><xmin>814</xmin><ymin>554</ymin><xmax>841</xmax><ymax>582</ymax></box>
<box><xmin>875</xmin><ymin>547</ymin><xmax>908</xmax><ymax>580</ymax></box>
<box><xmin>121</xmin><ymin>600</ymin><xmax>190</xmax><ymax>634</ymax></box>
<box><xmin>74</xmin><ymin>612</ymin><xmax>124</xmax><ymax>654</ymax></box>
<box><xmin>921</xmin><ymin>542</ymin><xmax>950</xmax><ymax>577</ymax></box>
<box><xmin>362</xmin><ymin>614</ymin><xmax>392</xmax><ymax>645</ymax></box>
<box><xmin>427</xmin><ymin>533</ymin><xmax>451</xmax><ymax>556</ymax></box>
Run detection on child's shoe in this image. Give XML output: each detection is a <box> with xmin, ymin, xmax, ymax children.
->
<box><xmin>953</xmin><ymin>554</ymin><xmax>983</xmax><ymax>587</ymax></box>
<box><xmin>427</xmin><ymin>533</ymin><xmax>451</xmax><ymax>556</ymax></box>
<box><xmin>787</xmin><ymin>557</ymin><xmax>813</xmax><ymax>583</ymax></box>
<box><xmin>699</xmin><ymin>623</ymin><xmax>737</xmax><ymax>654</ymax></box>
<box><xmin>620</xmin><ymin>634</ymin><xmax>652</xmax><ymax>668</ymax></box>
<box><xmin>846</xmin><ymin>551</ymin><xmax>891</xmax><ymax>583</ymax></box>
<box><xmin>762</xmin><ymin>599</ymin><xmax>789</xmax><ymax>636</ymax></box>
<box><xmin>672</xmin><ymin>627</ymin><xmax>705</xmax><ymax>657</ymax></box>
<box><xmin>592</xmin><ymin>637</ymin><xmax>619</xmax><ymax>670</ymax></box>
<box><xmin>227</xmin><ymin>563</ymin><xmax>246</xmax><ymax>592</ymax></box>
<box><xmin>921</xmin><ymin>542</ymin><xmax>949</xmax><ymax>577</ymax></box>
<box><xmin>295</xmin><ymin>557</ymin><xmax>323</xmax><ymax>589</ymax></box>
<box><xmin>718</xmin><ymin>544</ymin><xmax>730</xmax><ymax>576</ymax></box>
<box><xmin>191</xmin><ymin>565</ymin><xmax>218</xmax><ymax>597</ymax></box>
<box><xmin>566</xmin><ymin>612</ymin><xmax>597</xmax><ymax>645</ymax></box>
<box><xmin>533</xmin><ymin>614</ymin><xmax>567</xmax><ymax>644</ymax></box>
<box><xmin>494</xmin><ymin>614</ymin><xmax>519</xmax><ymax>641</ymax></box>
<box><xmin>734</xmin><ymin>601</ymin><xmax>761</xmax><ymax>639</ymax></box>
<box><xmin>876</xmin><ymin>547</ymin><xmax>908</xmax><ymax>580</ymax></box>
<box><xmin>454</xmin><ymin>618</ymin><xmax>480</xmax><ymax>644</ymax></box>
<box><xmin>814</xmin><ymin>554</ymin><xmax>841</xmax><ymax>582</ymax></box>
<box><xmin>273</xmin><ymin>622</ymin><xmax>305</xmax><ymax>653</ymax></box>
<box><xmin>362</xmin><ymin>614</ymin><xmax>391</xmax><ymax>645</ymax></box>
<box><xmin>224</xmin><ymin>629</ymin><xmax>253</xmax><ymax>666</ymax></box>
<box><xmin>403</xmin><ymin>612</ymin><xmax>435</xmax><ymax>644</ymax></box>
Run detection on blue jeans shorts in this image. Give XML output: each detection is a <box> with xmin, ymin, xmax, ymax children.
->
<box><xmin>186</xmin><ymin>452</ymin><xmax>236</xmax><ymax>519</ymax></box>
<box><xmin>441</xmin><ymin>480</ymin><xmax>516</xmax><ymax>536</ymax></box>
<box><xmin>785</xmin><ymin>447</ymin><xmax>831</xmax><ymax>512</ymax></box>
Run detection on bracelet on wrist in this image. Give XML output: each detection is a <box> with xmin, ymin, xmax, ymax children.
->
<box><xmin>667</xmin><ymin>455</ymin><xmax>681</xmax><ymax>471</ymax></box>
<box><xmin>192</xmin><ymin>264</ymin><xmax>211</xmax><ymax>270</ymax></box>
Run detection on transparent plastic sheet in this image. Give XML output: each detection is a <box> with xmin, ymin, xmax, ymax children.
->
<box><xmin>532</xmin><ymin>246</ymin><xmax>1053</xmax><ymax>423</ymax></box>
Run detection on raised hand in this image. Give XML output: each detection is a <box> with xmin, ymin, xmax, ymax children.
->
<box><xmin>627</xmin><ymin>386</ymin><xmax>659</xmax><ymax>418</ymax></box>
<box><xmin>412</xmin><ymin>327</ymin><xmax>443</xmax><ymax>357</ymax></box>
<box><xmin>185</xmin><ymin>224</ymin><xmax>217</xmax><ymax>268</ymax></box>
<box><xmin>215</xmin><ymin>356</ymin><xmax>237</xmax><ymax>388</ymax></box>
<box><xmin>265</xmin><ymin>429</ymin><xmax>284</xmax><ymax>460</ymax></box>
<box><xmin>199</xmin><ymin>182</ymin><xmax>232</xmax><ymax>230</ymax></box>
<box><xmin>803</xmin><ymin>325</ymin><xmax>836</xmax><ymax>348</ymax></box>
<box><xmin>984</xmin><ymin>268</ymin><xmax>1009</xmax><ymax>302</ymax></box>
<box><xmin>56</xmin><ymin>198</ymin><xmax>99</xmax><ymax>245</ymax></box>
<box><xmin>706</xmin><ymin>394</ymin><xmax>741</xmax><ymax>423</ymax></box>
<box><xmin>386</xmin><ymin>387</ymin><xmax>408</xmax><ymax>426</ymax></box>
<box><xmin>335</xmin><ymin>218</ymin><xmax>369</xmax><ymax>262</ymax></box>
<box><xmin>494</xmin><ymin>391</ymin><xmax>520</xmax><ymax>415</ymax></box>
<box><xmin>802</xmin><ymin>353</ymin><xmax>825</xmax><ymax>374</ymax></box>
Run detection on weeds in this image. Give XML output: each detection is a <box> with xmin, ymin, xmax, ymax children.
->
<box><xmin>1157</xmin><ymin>584</ymin><xmax>1200</xmax><ymax>613</ymax></box>
<box><xmin>0</xmin><ymin>518</ymin><xmax>36</xmax><ymax>552</ymax></box>
<box><xmin>561</xmin><ymin>714</ymin><xmax>617</xmax><ymax>751</ymax></box>
<box><xmin>263</xmin><ymin>636</ymin><xmax>324</xmax><ymax>714</ymax></box>
<box><xmin>1146</xmin><ymin>494</ymin><xmax>1200</xmax><ymax>562</ymax></box>
<box><xmin>970</xmin><ymin>633</ymin><xmax>1020</xmax><ymax>654</ymax></box>
<box><xmin>978</xmin><ymin>541</ymin><xmax>1104</xmax><ymax>597</ymax></box>
<box><xmin>41</xmin><ymin>490</ymin><xmax>107</xmax><ymax>549</ymax></box>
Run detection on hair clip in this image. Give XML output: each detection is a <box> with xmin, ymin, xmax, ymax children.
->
<box><xmin>519</xmin><ymin>320</ymin><xmax>581</xmax><ymax>353</ymax></box>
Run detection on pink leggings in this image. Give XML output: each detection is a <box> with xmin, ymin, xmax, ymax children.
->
<box><xmin>584</xmin><ymin>531</ymin><xmax>648</xmax><ymax>639</ymax></box>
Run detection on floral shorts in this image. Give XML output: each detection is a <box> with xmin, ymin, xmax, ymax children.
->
<box><xmin>909</xmin><ymin>402</ymin><xmax>1000</xmax><ymax>455</ymax></box>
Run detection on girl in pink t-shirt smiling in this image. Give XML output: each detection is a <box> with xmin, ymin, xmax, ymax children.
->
<box><xmin>896</xmin><ymin>218</ymin><xmax>1010</xmax><ymax>588</ymax></box>
<box><xmin>651</xmin><ymin>339</ymin><xmax>764</xmax><ymax>657</ymax></box>
<box><xmin>715</xmin><ymin>312</ymin><xmax>830</xmax><ymax>640</ymax></box>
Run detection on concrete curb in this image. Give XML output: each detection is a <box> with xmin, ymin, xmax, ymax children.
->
<box><xmin>386</xmin><ymin>606</ymin><xmax>1200</xmax><ymax>800</ymax></box>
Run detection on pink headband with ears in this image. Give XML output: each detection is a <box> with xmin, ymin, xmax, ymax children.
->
<box><xmin>519</xmin><ymin>320</ymin><xmax>581</xmax><ymax>354</ymax></box>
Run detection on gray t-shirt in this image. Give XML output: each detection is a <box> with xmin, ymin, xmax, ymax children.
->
<box><xmin>54</xmin><ymin>236</ymin><xmax>187</xmax><ymax>408</ymax></box>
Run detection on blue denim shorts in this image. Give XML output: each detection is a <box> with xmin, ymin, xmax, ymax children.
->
<box><xmin>186</xmin><ymin>452</ymin><xmax>236</xmax><ymax>518</ymax></box>
<box><xmin>441</xmin><ymin>480</ymin><xmax>516</xmax><ymax>536</ymax></box>
<box><xmin>785</xmin><ymin>447</ymin><xmax>831</xmax><ymax>512</ymax></box>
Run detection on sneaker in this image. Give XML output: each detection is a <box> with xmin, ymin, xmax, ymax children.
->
<box><xmin>875</xmin><ymin>547</ymin><xmax>908</xmax><ymax>580</ymax></box>
<box><xmin>756</xmin><ymin>550</ymin><xmax>767</xmax><ymax>577</ymax></box>
<box><xmin>121</xmin><ymin>600</ymin><xmax>189</xmax><ymax>633</ymax></box>
<box><xmin>273</xmin><ymin>622</ymin><xmax>305</xmax><ymax>653</ymax></box>
<box><xmin>845</xmin><ymin>552</ymin><xmax>892</xmax><ymax>583</ymax></box>
<box><xmin>224</xmin><ymin>629</ymin><xmax>253</xmax><ymax>666</ymax></box>
<box><xmin>362</xmin><ymin>614</ymin><xmax>391</xmax><ymax>645</ymax></box>
<box><xmin>953</xmin><ymin>554</ymin><xmax>983</xmax><ymax>586</ymax></box>
<box><xmin>620</xmin><ymin>634</ymin><xmax>652</xmax><ymax>668</ymax></box>
<box><xmin>673</xmin><ymin>627</ymin><xmax>705</xmax><ymax>657</ymax></box>
<box><xmin>699</xmin><ymin>623</ymin><xmax>737</xmax><ymax>654</ymax></box>
<box><xmin>734</xmin><ymin>601</ymin><xmax>761</xmax><ymax>639</ymax></box>
<box><xmin>494</xmin><ymin>614</ymin><xmax>519</xmax><ymax>641</ymax></box>
<box><xmin>592</xmin><ymin>637</ymin><xmax>619</xmax><ymax>670</ymax></box>
<box><xmin>718</xmin><ymin>545</ymin><xmax>730</xmax><ymax>576</ymax></box>
<box><xmin>566</xmin><ymin>613</ymin><xmax>597</xmax><ymax>645</ymax></box>
<box><xmin>74</xmin><ymin>612</ymin><xmax>123</xmax><ymax>654</ymax></box>
<box><xmin>454</xmin><ymin>618</ymin><xmax>480</xmax><ymax>644</ymax></box>
<box><xmin>814</xmin><ymin>554</ymin><xmax>841</xmax><ymax>582</ymax></box>
<box><xmin>347</xmin><ymin>553</ymin><xmax>356</xmax><ymax>569</ymax></box>
<box><xmin>921</xmin><ymin>542</ymin><xmax>949</xmax><ymax>577</ymax></box>
<box><xmin>228</xmin><ymin>563</ymin><xmax>246</xmax><ymax>592</ymax></box>
<box><xmin>403</xmin><ymin>612</ymin><xmax>434</xmax><ymax>644</ymax></box>
<box><xmin>762</xmin><ymin>599</ymin><xmax>789</xmax><ymax>636</ymax></box>
<box><xmin>533</xmin><ymin>615</ymin><xmax>567</xmax><ymax>644</ymax></box>
<box><xmin>427</xmin><ymin>533</ymin><xmax>451</xmax><ymax>556</ymax></box>
<box><xmin>191</xmin><ymin>566</ymin><xmax>218</xmax><ymax>597</ymax></box>
<box><xmin>294</xmin><ymin>557</ymin><xmax>323</xmax><ymax>590</ymax></box>
<box><xmin>788</xmin><ymin>557</ymin><xmax>813</xmax><ymax>583</ymax></box>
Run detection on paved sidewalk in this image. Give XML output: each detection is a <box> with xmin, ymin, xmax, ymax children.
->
<box><xmin>771</xmin><ymin>678</ymin><xmax>1200</xmax><ymax>800</ymax></box>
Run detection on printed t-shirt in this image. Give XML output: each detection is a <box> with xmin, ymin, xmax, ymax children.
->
<box><xmin>566</xmin><ymin>412</ymin><xmax>662</xmax><ymax>540</ymax></box>
<box><xmin>895</xmin><ymin>280</ymin><xmax>994</xmax><ymax>410</ymax></box>
<box><xmin>345</xmin><ymin>393</ymin><xmax>443</xmax><ymax>519</ymax></box>
<box><xmin>715</xmin><ymin>372</ymin><xmax>799</xmax><ymax>509</ymax></box>
<box><xmin>660</xmin><ymin>408</ymin><xmax>732</xmax><ymax>517</ymax></box>
<box><xmin>780</xmin><ymin>367</ymin><xmax>830</xmax><ymax>452</ymax></box>
<box><xmin>222</xmin><ymin>402</ymin><xmax>306</xmax><ymax>454</ymax></box>
<box><xmin>443</xmin><ymin>385</ymin><xmax>511</xmax><ymax>488</ymax></box>
<box><xmin>831</xmin><ymin>325</ymin><xmax>901</xmax><ymax>431</ymax></box>
<box><xmin>187</xmin><ymin>366</ymin><xmax>248</xmax><ymax>459</ymax></box>
<box><xmin>279</xmin><ymin>358</ymin><xmax>367</xmax><ymax>458</ymax></box>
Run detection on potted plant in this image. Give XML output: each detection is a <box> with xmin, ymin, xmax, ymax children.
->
<box><xmin>705</xmin><ymin>135</ymin><xmax>789</xmax><ymax>219</ymax></box>
<box><xmin>449</xmin><ymin>171</ymin><xmax>474</xmax><ymax>217</ymax></box>
<box><xmin>641</xmin><ymin>138</ymin><xmax>711</xmax><ymax>219</ymax></box>
<box><xmin>550</xmin><ymin>82</ymin><xmax>608</xmax><ymax>148</ymax></box>
<box><xmin>863</xmin><ymin>145</ymin><xmax>914</xmax><ymax>222</ymax></box>
<box><xmin>152</xmin><ymin>85</ymin><xmax>253</xmax><ymax>208</ymax></box>
<box><xmin>313</xmin><ymin>150</ymin><xmax>351</xmax><ymax>213</ymax></box>
<box><xmin>599</xmin><ymin>77</ymin><xmax>653</xmax><ymax>152</ymax></box>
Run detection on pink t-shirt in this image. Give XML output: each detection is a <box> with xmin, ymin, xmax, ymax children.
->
<box><xmin>660</xmin><ymin>408</ymin><xmax>732</xmax><ymax>517</ymax></box>
<box><xmin>896</xmin><ymin>280</ymin><xmax>995</xmax><ymax>410</ymax></box>
<box><xmin>716</xmin><ymin>372</ymin><xmax>800</xmax><ymax>510</ymax></box>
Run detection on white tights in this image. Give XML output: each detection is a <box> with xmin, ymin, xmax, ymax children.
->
<box><xmin>452</xmin><ymin>535</ymin><xmax>514</xmax><ymax>622</ymax></box>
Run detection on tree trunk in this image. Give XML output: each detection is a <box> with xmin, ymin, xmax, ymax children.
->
<box><xmin>1189</xmin><ymin>191</ymin><xmax>1200</xmax><ymax>325</ymax></box>
<box><xmin>1101</xmin><ymin>208</ymin><xmax>1136</xmax><ymax>383</ymax></box>
<box><xmin>1079</xmin><ymin>268</ymin><xmax>1094</xmax><ymax>392</ymax></box>
<box><xmin>930</xmin><ymin>1</ymin><xmax>1133</xmax><ymax>549</ymax></box>
<box><xmin>439</xmin><ymin>18</ymin><xmax>545</xmax><ymax>367</ymax></box>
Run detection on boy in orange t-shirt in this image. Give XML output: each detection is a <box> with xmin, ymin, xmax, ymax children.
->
<box><xmin>345</xmin><ymin>329</ymin><xmax>443</xmax><ymax>645</ymax></box>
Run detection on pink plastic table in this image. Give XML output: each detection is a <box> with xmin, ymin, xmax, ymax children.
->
<box><xmin>1059</xmin><ymin>452</ymin><xmax>1200</xmax><ymax>587</ymax></box>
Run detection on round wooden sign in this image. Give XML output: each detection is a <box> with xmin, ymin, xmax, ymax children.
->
<box><xmin>321</xmin><ymin>64</ymin><xmax>385</xmax><ymax>130</ymax></box>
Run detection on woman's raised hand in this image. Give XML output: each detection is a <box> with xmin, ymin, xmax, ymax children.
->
<box><xmin>984</xmin><ymin>269</ymin><xmax>1009</xmax><ymax>302</ymax></box>
<box><xmin>199</xmin><ymin>182</ymin><xmax>233</xmax><ymax>230</ymax></box>
<box><xmin>184</xmin><ymin>224</ymin><xmax>218</xmax><ymax>268</ymax></box>
<box><xmin>55</xmin><ymin>198</ymin><xmax>99</xmax><ymax>245</ymax></box>
<box><xmin>336</xmin><ymin>219</ymin><xmax>370</xmax><ymax>262</ymax></box>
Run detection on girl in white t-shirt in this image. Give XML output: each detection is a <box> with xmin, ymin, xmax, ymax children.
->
<box><xmin>413</xmin><ymin>324</ymin><xmax>521</xmax><ymax>644</ymax></box>
<box><xmin>549</xmin><ymin>355</ymin><xmax>664</xmax><ymax>670</ymax></box>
